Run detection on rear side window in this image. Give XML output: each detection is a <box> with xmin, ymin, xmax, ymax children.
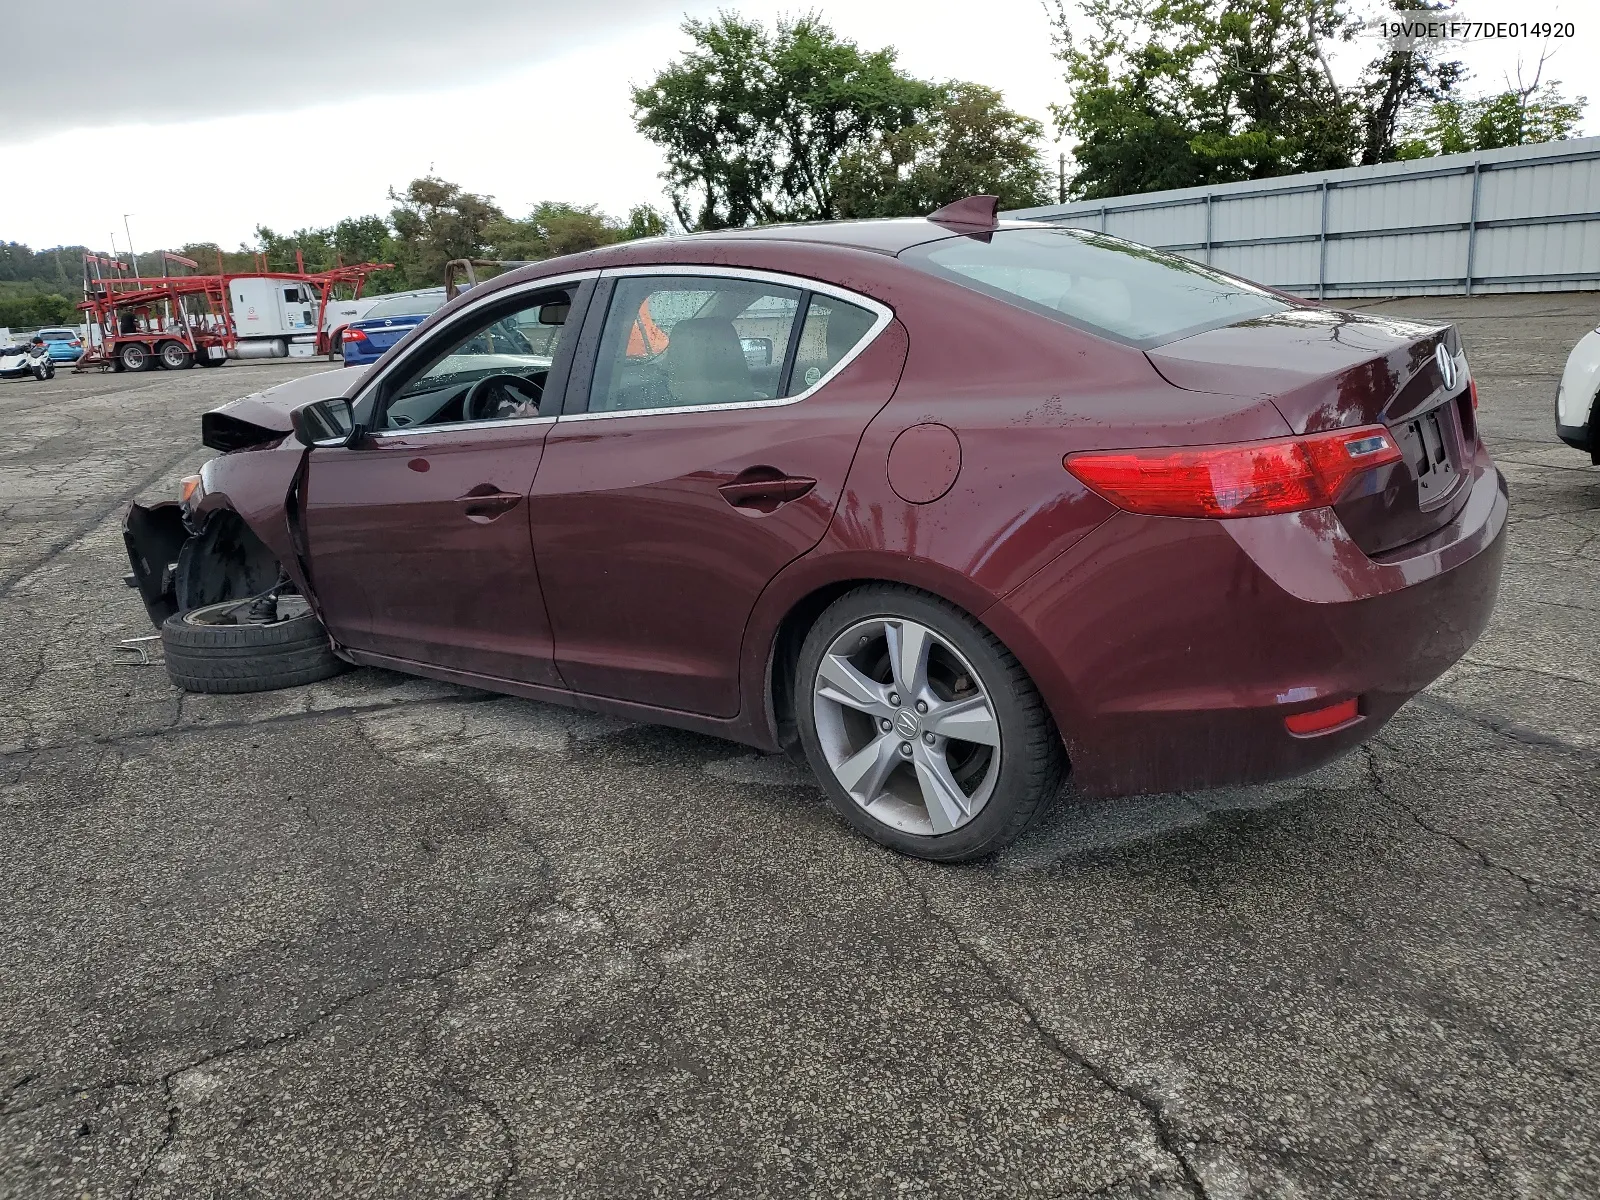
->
<box><xmin>783</xmin><ymin>296</ymin><xmax>877</xmax><ymax>396</ymax></box>
<box><xmin>589</xmin><ymin>276</ymin><xmax>803</xmax><ymax>413</ymax></box>
<box><xmin>904</xmin><ymin>227</ymin><xmax>1288</xmax><ymax>348</ymax></box>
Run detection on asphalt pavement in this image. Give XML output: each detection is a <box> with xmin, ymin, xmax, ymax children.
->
<box><xmin>1</xmin><ymin>295</ymin><xmax>1596</xmax><ymax>1199</ymax></box>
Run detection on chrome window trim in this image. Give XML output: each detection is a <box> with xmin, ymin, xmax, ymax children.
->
<box><xmin>349</xmin><ymin>269</ymin><xmax>600</xmax><ymax>415</ymax></box>
<box><xmin>564</xmin><ymin>265</ymin><xmax>894</xmax><ymax>422</ymax></box>
<box><xmin>366</xmin><ymin>414</ymin><xmax>557</xmax><ymax>441</ymax></box>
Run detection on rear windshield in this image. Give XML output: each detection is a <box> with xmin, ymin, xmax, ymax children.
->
<box><xmin>38</xmin><ymin>330</ymin><xmax>75</xmax><ymax>341</ymax></box>
<box><xmin>904</xmin><ymin>227</ymin><xmax>1289</xmax><ymax>348</ymax></box>
<box><xmin>362</xmin><ymin>292</ymin><xmax>446</xmax><ymax>320</ymax></box>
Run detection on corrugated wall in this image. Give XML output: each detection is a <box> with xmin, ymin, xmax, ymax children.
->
<box><xmin>1006</xmin><ymin>137</ymin><xmax>1600</xmax><ymax>297</ymax></box>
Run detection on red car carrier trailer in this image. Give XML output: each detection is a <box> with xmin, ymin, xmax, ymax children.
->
<box><xmin>76</xmin><ymin>257</ymin><xmax>392</xmax><ymax>372</ymax></box>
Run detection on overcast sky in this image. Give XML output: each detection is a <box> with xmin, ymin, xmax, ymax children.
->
<box><xmin>1</xmin><ymin>0</ymin><xmax>1592</xmax><ymax>252</ymax></box>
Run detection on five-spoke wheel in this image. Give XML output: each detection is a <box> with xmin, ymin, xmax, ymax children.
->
<box><xmin>812</xmin><ymin>615</ymin><xmax>1001</xmax><ymax>836</ymax></box>
<box><xmin>796</xmin><ymin>585</ymin><xmax>1064</xmax><ymax>861</ymax></box>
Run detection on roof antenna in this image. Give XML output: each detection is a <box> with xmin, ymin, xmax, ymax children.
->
<box><xmin>927</xmin><ymin>195</ymin><xmax>999</xmax><ymax>228</ymax></box>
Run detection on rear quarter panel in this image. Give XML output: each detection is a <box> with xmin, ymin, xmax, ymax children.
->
<box><xmin>738</xmin><ymin>268</ymin><xmax>1300</xmax><ymax>747</ymax></box>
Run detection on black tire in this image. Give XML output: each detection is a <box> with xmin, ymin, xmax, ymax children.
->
<box><xmin>327</xmin><ymin>332</ymin><xmax>342</xmax><ymax>361</ymax></box>
<box><xmin>196</xmin><ymin>350</ymin><xmax>226</xmax><ymax>367</ymax></box>
<box><xmin>794</xmin><ymin>584</ymin><xmax>1066</xmax><ymax>863</ymax></box>
<box><xmin>161</xmin><ymin>600</ymin><xmax>347</xmax><ymax>694</ymax></box>
<box><xmin>34</xmin><ymin>361</ymin><xmax>54</xmax><ymax>380</ymax></box>
<box><xmin>118</xmin><ymin>342</ymin><xmax>149</xmax><ymax>372</ymax></box>
<box><xmin>158</xmin><ymin>340</ymin><xmax>193</xmax><ymax>370</ymax></box>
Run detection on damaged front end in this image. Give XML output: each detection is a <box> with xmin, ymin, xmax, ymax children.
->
<box><xmin>123</xmin><ymin>480</ymin><xmax>285</xmax><ymax>629</ymax></box>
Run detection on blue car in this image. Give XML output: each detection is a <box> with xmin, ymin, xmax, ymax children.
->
<box><xmin>340</xmin><ymin>289</ymin><xmax>447</xmax><ymax>366</ymax></box>
<box><xmin>33</xmin><ymin>327</ymin><xmax>85</xmax><ymax>362</ymax></box>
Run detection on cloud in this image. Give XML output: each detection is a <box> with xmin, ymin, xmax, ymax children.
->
<box><xmin>4</xmin><ymin>0</ymin><xmax>681</xmax><ymax>140</ymax></box>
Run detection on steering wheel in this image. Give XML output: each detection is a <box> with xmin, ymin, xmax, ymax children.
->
<box><xmin>463</xmin><ymin>373</ymin><xmax>543</xmax><ymax>422</ymax></box>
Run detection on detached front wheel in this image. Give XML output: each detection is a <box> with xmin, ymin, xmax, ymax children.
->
<box><xmin>161</xmin><ymin>596</ymin><xmax>347</xmax><ymax>693</ymax></box>
<box><xmin>795</xmin><ymin>584</ymin><xmax>1065</xmax><ymax>862</ymax></box>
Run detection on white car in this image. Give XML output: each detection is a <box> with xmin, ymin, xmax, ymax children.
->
<box><xmin>1557</xmin><ymin>324</ymin><xmax>1600</xmax><ymax>462</ymax></box>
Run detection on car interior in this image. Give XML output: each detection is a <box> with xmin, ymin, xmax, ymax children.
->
<box><xmin>590</xmin><ymin>280</ymin><xmax>878</xmax><ymax>413</ymax></box>
<box><xmin>379</xmin><ymin>295</ymin><xmax>570</xmax><ymax>429</ymax></box>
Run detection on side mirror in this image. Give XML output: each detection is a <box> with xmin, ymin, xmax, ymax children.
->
<box><xmin>292</xmin><ymin>397</ymin><xmax>360</xmax><ymax>448</ymax></box>
<box><xmin>740</xmin><ymin>336</ymin><xmax>773</xmax><ymax>367</ymax></box>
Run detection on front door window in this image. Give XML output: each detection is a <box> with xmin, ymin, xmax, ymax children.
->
<box><xmin>380</xmin><ymin>292</ymin><xmax>572</xmax><ymax>429</ymax></box>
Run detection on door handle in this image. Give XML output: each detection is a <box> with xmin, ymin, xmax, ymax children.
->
<box><xmin>456</xmin><ymin>487</ymin><xmax>522</xmax><ymax>523</ymax></box>
<box><xmin>717</xmin><ymin>472</ymin><xmax>816</xmax><ymax>512</ymax></box>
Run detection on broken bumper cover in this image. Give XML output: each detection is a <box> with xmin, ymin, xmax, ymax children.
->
<box><xmin>123</xmin><ymin>501</ymin><xmax>189</xmax><ymax>628</ymax></box>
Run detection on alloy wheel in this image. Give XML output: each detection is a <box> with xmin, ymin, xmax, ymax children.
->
<box><xmin>811</xmin><ymin>616</ymin><xmax>1002</xmax><ymax>836</ymax></box>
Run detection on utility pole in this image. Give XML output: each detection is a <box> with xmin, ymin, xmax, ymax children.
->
<box><xmin>1058</xmin><ymin>153</ymin><xmax>1066</xmax><ymax>205</ymax></box>
<box><xmin>123</xmin><ymin>214</ymin><xmax>140</xmax><ymax>279</ymax></box>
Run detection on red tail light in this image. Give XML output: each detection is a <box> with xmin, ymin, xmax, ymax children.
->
<box><xmin>343</xmin><ymin>327</ymin><xmax>367</xmax><ymax>342</ymax></box>
<box><xmin>1064</xmin><ymin>425</ymin><xmax>1402</xmax><ymax>519</ymax></box>
<box><xmin>1469</xmin><ymin>378</ymin><xmax>1479</xmax><ymax>410</ymax></box>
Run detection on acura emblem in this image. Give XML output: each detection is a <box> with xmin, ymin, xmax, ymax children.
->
<box><xmin>894</xmin><ymin>710</ymin><xmax>920</xmax><ymax>738</ymax></box>
<box><xmin>1435</xmin><ymin>343</ymin><xmax>1457</xmax><ymax>391</ymax></box>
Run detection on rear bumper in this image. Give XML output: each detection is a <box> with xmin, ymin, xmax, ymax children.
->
<box><xmin>341</xmin><ymin>344</ymin><xmax>383</xmax><ymax>366</ymax></box>
<box><xmin>994</xmin><ymin>450</ymin><xmax>1509</xmax><ymax>797</ymax></box>
<box><xmin>1558</xmin><ymin>420</ymin><xmax>1593</xmax><ymax>453</ymax></box>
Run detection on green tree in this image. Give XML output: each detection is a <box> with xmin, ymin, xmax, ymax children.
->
<box><xmin>834</xmin><ymin>84</ymin><xmax>1051</xmax><ymax>217</ymax></box>
<box><xmin>332</xmin><ymin>216</ymin><xmax>395</xmax><ymax>265</ymax></box>
<box><xmin>1398</xmin><ymin>79</ymin><xmax>1586</xmax><ymax>158</ymax></box>
<box><xmin>253</xmin><ymin>224</ymin><xmax>338</xmax><ymax>272</ymax></box>
<box><xmin>623</xmin><ymin>204</ymin><xmax>669</xmax><ymax>240</ymax></box>
<box><xmin>632</xmin><ymin>13</ymin><xmax>938</xmax><ymax>228</ymax></box>
<box><xmin>0</xmin><ymin>290</ymin><xmax>76</xmax><ymax>328</ymax></box>
<box><xmin>388</xmin><ymin>176</ymin><xmax>505</xmax><ymax>287</ymax></box>
<box><xmin>1351</xmin><ymin>1</ymin><xmax>1466</xmax><ymax>164</ymax></box>
<box><xmin>1050</xmin><ymin>0</ymin><xmax>1362</xmax><ymax>199</ymax></box>
<box><xmin>487</xmin><ymin>202</ymin><xmax>621</xmax><ymax>261</ymax></box>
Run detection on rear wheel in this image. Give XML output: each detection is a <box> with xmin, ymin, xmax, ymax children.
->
<box><xmin>117</xmin><ymin>342</ymin><xmax>149</xmax><ymax>373</ymax></box>
<box><xmin>327</xmin><ymin>332</ymin><xmax>342</xmax><ymax>361</ymax></box>
<box><xmin>158</xmin><ymin>340</ymin><xmax>193</xmax><ymax>370</ymax></box>
<box><xmin>795</xmin><ymin>584</ymin><xmax>1065</xmax><ymax>862</ymax></box>
<box><xmin>161</xmin><ymin>595</ymin><xmax>347</xmax><ymax>694</ymax></box>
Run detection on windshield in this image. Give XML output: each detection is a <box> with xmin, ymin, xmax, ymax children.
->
<box><xmin>362</xmin><ymin>291</ymin><xmax>446</xmax><ymax>321</ymax></box>
<box><xmin>38</xmin><ymin>330</ymin><xmax>75</xmax><ymax>341</ymax></box>
<box><xmin>904</xmin><ymin>227</ymin><xmax>1289</xmax><ymax>348</ymax></box>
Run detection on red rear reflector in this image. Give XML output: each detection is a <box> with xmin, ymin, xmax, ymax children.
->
<box><xmin>1064</xmin><ymin>425</ymin><xmax>1402</xmax><ymax>519</ymax></box>
<box><xmin>1284</xmin><ymin>697</ymin><xmax>1360</xmax><ymax>736</ymax></box>
<box><xmin>1469</xmin><ymin>378</ymin><xmax>1479</xmax><ymax>410</ymax></box>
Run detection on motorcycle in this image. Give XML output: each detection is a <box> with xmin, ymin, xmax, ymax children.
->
<box><xmin>0</xmin><ymin>339</ymin><xmax>57</xmax><ymax>381</ymax></box>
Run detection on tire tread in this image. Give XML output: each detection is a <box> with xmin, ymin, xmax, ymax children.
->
<box><xmin>160</xmin><ymin>608</ymin><xmax>345</xmax><ymax>693</ymax></box>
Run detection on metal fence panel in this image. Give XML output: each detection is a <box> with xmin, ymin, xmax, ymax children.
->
<box><xmin>1007</xmin><ymin>136</ymin><xmax>1600</xmax><ymax>296</ymax></box>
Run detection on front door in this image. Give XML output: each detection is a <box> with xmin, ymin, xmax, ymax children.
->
<box><xmin>302</xmin><ymin>284</ymin><xmax>582</xmax><ymax>685</ymax></box>
<box><xmin>531</xmin><ymin>271</ymin><xmax>905</xmax><ymax>716</ymax></box>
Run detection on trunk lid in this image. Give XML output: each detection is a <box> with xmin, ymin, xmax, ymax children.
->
<box><xmin>1146</xmin><ymin>307</ymin><xmax>1479</xmax><ymax>555</ymax></box>
<box><xmin>357</xmin><ymin>315</ymin><xmax>424</xmax><ymax>352</ymax></box>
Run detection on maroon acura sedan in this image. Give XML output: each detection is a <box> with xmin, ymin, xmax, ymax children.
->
<box><xmin>124</xmin><ymin>197</ymin><xmax>1506</xmax><ymax>861</ymax></box>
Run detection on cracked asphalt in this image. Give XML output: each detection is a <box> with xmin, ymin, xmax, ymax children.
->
<box><xmin>1</xmin><ymin>292</ymin><xmax>1596</xmax><ymax>1199</ymax></box>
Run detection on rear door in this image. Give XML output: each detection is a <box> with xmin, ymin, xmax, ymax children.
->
<box><xmin>530</xmin><ymin>268</ymin><xmax>905</xmax><ymax>716</ymax></box>
<box><xmin>301</xmin><ymin>280</ymin><xmax>589</xmax><ymax>685</ymax></box>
